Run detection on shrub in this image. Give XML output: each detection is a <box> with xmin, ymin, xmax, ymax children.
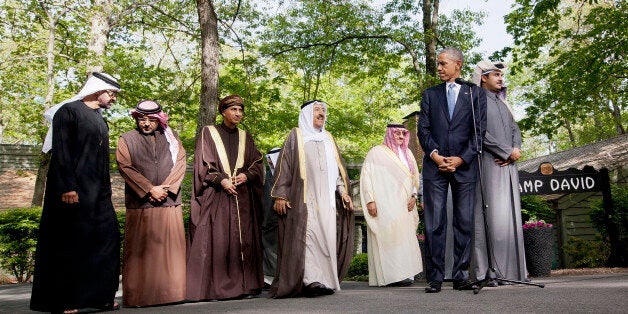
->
<box><xmin>520</xmin><ymin>195</ymin><xmax>555</xmax><ymax>223</ymax></box>
<box><xmin>562</xmin><ymin>236</ymin><xmax>609</xmax><ymax>268</ymax></box>
<box><xmin>346</xmin><ymin>253</ymin><xmax>368</xmax><ymax>281</ymax></box>
<box><xmin>0</xmin><ymin>207</ymin><xmax>42</xmax><ymax>283</ymax></box>
<box><xmin>589</xmin><ymin>184</ymin><xmax>628</xmax><ymax>266</ymax></box>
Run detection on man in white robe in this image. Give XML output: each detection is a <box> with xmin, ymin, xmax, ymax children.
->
<box><xmin>360</xmin><ymin>124</ymin><xmax>423</xmax><ymax>287</ymax></box>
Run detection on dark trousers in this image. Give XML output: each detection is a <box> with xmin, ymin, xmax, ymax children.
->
<box><xmin>423</xmin><ymin>174</ymin><xmax>475</xmax><ymax>283</ymax></box>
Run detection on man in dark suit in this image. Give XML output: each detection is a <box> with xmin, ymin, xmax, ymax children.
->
<box><xmin>417</xmin><ymin>47</ymin><xmax>487</xmax><ymax>293</ymax></box>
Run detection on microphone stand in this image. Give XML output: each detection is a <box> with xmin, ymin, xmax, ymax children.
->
<box><xmin>459</xmin><ymin>81</ymin><xmax>544</xmax><ymax>294</ymax></box>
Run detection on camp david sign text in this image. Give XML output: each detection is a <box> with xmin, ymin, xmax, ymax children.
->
<box><xmin>518</xmin><ymin>164</ymin><xmax>602</xmax><ymax>196</ymax></box>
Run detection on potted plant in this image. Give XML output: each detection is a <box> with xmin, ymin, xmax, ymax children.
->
<box><xmin>523</xmin><ymin>218</ymin><xmax>554</xmax><ymax>277</ymax></box>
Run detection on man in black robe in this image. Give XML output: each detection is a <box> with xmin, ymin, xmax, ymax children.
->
<box><xmin>31</xmin><ymin>72</ymin><xmax>121</xmax><ymax>313</ymax></box>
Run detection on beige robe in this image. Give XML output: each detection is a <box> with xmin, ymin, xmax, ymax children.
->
<box><xmin>360</xmin><ymin>145</ymin><xmax>423</xmax><ymax>286</ymax></box>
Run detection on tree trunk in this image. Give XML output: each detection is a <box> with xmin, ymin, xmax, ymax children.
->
<box><xmin>86</xmin><ymin>0</ymin><xmax>113</xmax><ymax>73</ymax></box>
<box><xmin>608</xmin><ymin>91</ymin><xmax>625</xmax><ymax>135</ymax></box>
<box><xmin>422</xmin><ymin>0</ymin><xmax>439</xmax><ymax>78</ymax></box>
<box><xmin>196</xmin><ymin>0</ymin><xmax>219</xmax><ymax>136</ymax></box>
<box><xmin>32</xmin><ymin>5</ymin><xmax>67</xmax><ymax>207</ymax></box>
<box><xmin>564</xmin><ymin>118</ymin><xmax>575</xmax><ymax>146</ymax></box>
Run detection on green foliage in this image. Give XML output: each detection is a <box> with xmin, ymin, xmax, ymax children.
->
<box><xmin>589</xmin><ymin>184</ymin><xmax>628</xmax><ymax>239</ymax></box>
<box><xmin>589</xmin><ymin>184</ymin><xmax>628</xmax><ymax>264</ymax></box>
<box><xmin>507</xmin><ymin>0</ymin><xmax>627</xmax><ymax>148</ymax></box>
<box><xmin>562</xmin><ymin>236</ymin><xmax>609</xmax><ymax>268</ymax></box>
<box><xmin>346</xmin><ymin>253</ymin><xmax>368</xmax><ymax>281</ymax></box>
<box><xmin>0</xmin><ymin>207</ymin><xmax>42</xmax><ymax>283</ymax></box>
<box><xmin>520</xmin><ymin>195</ymin><xmax>555</xmax><ymax>223</ymax></box>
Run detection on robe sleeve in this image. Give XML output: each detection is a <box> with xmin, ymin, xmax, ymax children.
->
<box><xmin>359</xmin><ymin>151</ymin><xmax>375</xmax><ymax>205</ymax></box>
<box><xmin>116</xmin><ymin>136</ymin><xmax>153</xmax><ymax>198</ymax></box>
<box><xmin>162</xmin><ymin>136</ymin><xmax>187</xmax><ymax>194</ymax></box>
<box><xmin>484</xmin><ymin>130</ymin><xmax>512</xmax><ymax>161</ymax></box>
<box><xmin>513</xmin><ymin>118</ymin><xmax>522</xmax><ymax>149</ymax></box>
<box><xmin>484</xmin><ymin>101</ymin><xmax>518</xmax><ymax>160</ymax></box>
<box><xmin>271</xmin><ymin>129</ymin><xmax>296</xmax><ymax>202</ymax></box>
<box><xmin>52</xmin><ymin>106</ymin><xmax>78</xmax><ymax>193</ymax></box>
<box><xmin>194</xmin><ymin>126</ymin><xmax>228</xmax><ymax>196</ymax></box>
<box><xmin>242</xmin><ymin>132</ymin><xmax>264</xmax><ymax>184</ymax></box>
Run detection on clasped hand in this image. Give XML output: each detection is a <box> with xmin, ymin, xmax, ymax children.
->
<box><xmin>434</xmin><ymin>154</ymin><xmax>463</xmax><ymax>172</ymax></box>
<box><xmin>149</xmin><ymin>185</ymin><xmax>170</xmax><ymax>203</ymax></box>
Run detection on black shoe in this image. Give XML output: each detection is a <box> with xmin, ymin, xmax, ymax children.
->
<box><xmin>424</xmin><ymin>281</ymin><xmax>442</xmax><ymax>293</ymax></box>
<box><xmin>486</xmin><ymin>279</ymin><xmax>498</xmax><ymax>287</ymax></box>
<box><xmin>304</xmin><ymin>282</ymin><xmax>334</xmax><ymax>297</ymax></box>
<box><xmin>387</xmin><ymin>278</ymin><xmax>414</xmax><ymax>287</ymax></box>
<box><xmin>453</xmin><ymin>279</ymin><xmax>478</xmax><ymax>290</ymax></box>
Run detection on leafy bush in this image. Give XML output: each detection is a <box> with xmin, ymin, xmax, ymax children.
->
<box><xmin>521</xmin><ymin>195</ymin><xmax>555</xmax><ymax>223</ymax></box>
<box><xmin>589</xmin><ymin>184</ymin><xmax>628</xmax><ymax>266</ymax></box>
<box><xmin>589</xmin><ymin>184</ymin><xmax>628</xmax><ymax>238</ymax></box>
<box><xmin>0</xmin><ymin>207</ymin><xmax>42</xmax><ymax>283</ymax></box>
<box><xmin>562</xmin><ymin>236</ymin><xmax>609</xmax><ymax>268</ymax></box>
<box><xmin>346</xmin><ymin>253</ymin><xmax>368</xmax><ymax>281</ymax></box>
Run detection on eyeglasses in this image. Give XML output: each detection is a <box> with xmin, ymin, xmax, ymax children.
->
<box><xmin>137</xmin><ymin>117</ymin><xmax>159</xmax><ymax>123</ymax></box>
<box><xmin>105</xmin><ymin>90</ymin><xmax>117</xmax><ymax>97</ymax></box>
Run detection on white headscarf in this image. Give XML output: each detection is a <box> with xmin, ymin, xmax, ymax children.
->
<box><xmin>299</xmin><ymin>100</ymin><xmax>340</xmax><ymax>209</ymax></box>
<box><xmin>472</xmin><ymin>60</ymin><xmax>514</xmax><ymax>115</ymax></box>
<box><xmin>42</xmin><ymin>72</ymin><xmax>120</xmax><ymax>153</ymax></box>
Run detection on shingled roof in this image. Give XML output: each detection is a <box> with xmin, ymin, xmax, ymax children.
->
<box><xmin>518</xmin><ymin>133</ymin><xmax>628</xmax><ymax>173</ymax></box>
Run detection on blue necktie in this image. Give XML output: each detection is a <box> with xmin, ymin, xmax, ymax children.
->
<box><xmin>447</xmin><ymin>83</ymin><xmax>456</xmax><ymax>119</ymax></box>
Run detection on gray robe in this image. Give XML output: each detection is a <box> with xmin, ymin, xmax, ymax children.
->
<box><xmin>472</xmin><ymin>92</ymin><xmax>527</xmax><ymax>281</ymax></box>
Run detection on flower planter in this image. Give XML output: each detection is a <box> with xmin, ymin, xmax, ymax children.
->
<box><xmin>523</xmin><ymin>227</ymin><xmax>553</xmax><ymax>277</ymax></box>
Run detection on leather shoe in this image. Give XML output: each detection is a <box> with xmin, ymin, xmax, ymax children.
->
<box><xmin>424</xmin><ymin>281</ymin><xmax>442</xmax><ymax>293</ymax></box>
<box><xmin>453</xmin><ymin>279</ymin><xmax>478</xmax><ymax>290</ymax></box>
<box><xmin>304</xmin><ymin>282</ymin><xmax>334</xmax><ymax>297</ymax></box>
<box><xmin>486</xmin><ymin>279</ymin><xmax>498</xmax><ymax>287</ymax></box>
<box><xmin>387</xmin><ymin>278</ymin><xmax>414</xmax><ymax>287</ymax></box>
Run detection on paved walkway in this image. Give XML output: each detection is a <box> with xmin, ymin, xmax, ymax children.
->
<box><xmin>1</xmin><ymin>273</ymin><xmax>627</xmax><ymax>313</ymax></box>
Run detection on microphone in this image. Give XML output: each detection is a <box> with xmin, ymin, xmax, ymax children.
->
<box><xmin>455</xmin><ymin>78</ymin><xmax>476</xmax><ymax>87</ymax></box>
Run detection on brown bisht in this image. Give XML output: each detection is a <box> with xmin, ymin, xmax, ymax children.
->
<box><xmin>116</xmin><ymin>128</ymin><xmax>187</xmax><ymax>307</ymax></box>
<box><xmin>186</xmin><ymin>123</ymin><xmax>264</xmax><ymax>300</ymax></box>
<box><xmin>269</xmin><ymin>128</ymin><xmax>354</xmax><ymax>298</ymax></box>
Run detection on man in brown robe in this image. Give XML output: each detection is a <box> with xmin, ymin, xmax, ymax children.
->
<box><xmin>270</xmin><ymin>100</ymin><xmax>355</xmax><ymax>298</ymax></box>
<box><xmin>116</xmin><ymin>100</ymin><xmax>187</xmax><ymax>307</ymax></box>
<box><xmin>187</xmin><ymin>95</ymin><xmax>264</xmax><ymax>301</ymax></box>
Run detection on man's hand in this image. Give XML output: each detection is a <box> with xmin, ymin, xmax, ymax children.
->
<box><xmin>443</xmin><ymin>156</ymin><xmax>464</xmax><ymax>172</ymax></box>
<box><xmin>495</xmin><ymin>158</ymin><xmax>511</xmax><ymax>167</ymax></box>
<box><xmin>273</xmin><ymin>198</ymin><xmax>291</xmax><ymax>215</ymax></box>
<box><xmin>432</xmin><ymin>152</ymin><xmax>450</xmax><ymax>172</ymax></box>
<box><xmin>61</xmin><ymin>191</ymin><xmax>79</xmax><ymax>204</ymax></box>
<box><xmin>342</xmin><ymin>193</ymin><xmax>354</xmax><ymax>211</ymax></box>
<box><xmin>407</xmin><ymin>196</ymin><xmax>416</xmax><ymax>212</ymax></box>
<box><xmin>366</xmin><ymin>201</ymin><xmax>377</xmax><ymax>217</ymax></box>
<box><xmin>149</xmin><ymin>185</ymin><xmax>169</xmax><ymax>202</ymax></box>
<box><xmin>232</xmin><ymin>173</ymin><xmax>248</xmax><ymax>186</ymax></box>
<box><xmin>221</xmin><ymin>178</ymin><xmax>238</xmax><ymax>195</ymax></box>
<box><xmin>509</xmin><ymin>148</ymin><xmax>522</xmax><ymax>162</ymax></box>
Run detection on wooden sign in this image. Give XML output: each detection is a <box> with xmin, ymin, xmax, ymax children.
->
<box><xmin>519</xmin><ymin>163</ymin><xmax>602</xmax><ymax>195</ymax></box>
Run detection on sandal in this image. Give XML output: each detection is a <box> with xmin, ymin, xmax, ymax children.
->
<box><xmin>100</xmin><ymin>301</ymin><xmax>120</xmax><ymax>311</ymax></box>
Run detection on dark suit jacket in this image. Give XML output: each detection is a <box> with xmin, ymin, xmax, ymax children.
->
<box><xmin>417</xmin><ymin>82</ymin><xmax>487</xmax><ymax>183</ymax></box>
